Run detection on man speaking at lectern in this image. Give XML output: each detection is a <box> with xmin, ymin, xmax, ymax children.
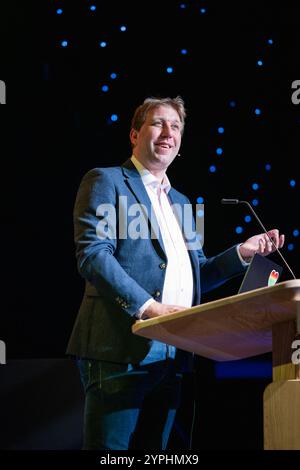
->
<box><xmin>67</xmin><ymin>96</ymin><xmax>284</xmax><ymax>450</ymax></box>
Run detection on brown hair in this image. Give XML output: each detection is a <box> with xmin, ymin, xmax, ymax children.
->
<box><xmin>131</xmin><ymin>96</ymin><xmax>186</xmax><ymax>134</ymax></box>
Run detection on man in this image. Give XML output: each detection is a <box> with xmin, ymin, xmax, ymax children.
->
<box><xmin>67</xmin><ymin>96</ymin><xmax>284</xmax><ymax>450</ymax></box>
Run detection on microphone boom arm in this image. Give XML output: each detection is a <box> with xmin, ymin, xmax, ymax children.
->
<box><xmin>221</xmin><ymin>198</ymin><xmax>296</xmax><ymax>279</ymax></box>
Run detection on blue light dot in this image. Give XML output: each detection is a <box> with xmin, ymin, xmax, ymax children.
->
<box><xmin>236</xmin><ymin>226</ymin><xmax>243</xmax><ymax>234</ymax></box>
<box><xmin>166</xmin><ymin>67</ymin><xmax>173</xmax><ymax>73</ymax></box>
<box><xmin>252</xmin><ymin>183</ymin><xmax>259</xmax><ymax>190</ymax></box>
<box><xmin>229</xmin><ymin>100</ymin><xmax>236</xmax><ymax>108</ymax></box>
<box><xmin>288</xmin><ymin>243</ymin><xmax>294</xmax><ymax>251</ymax></box>
<box><xmin>90</xmin><ymin>5</ymin><xmax>96</xmax><ymax>11</ymax></box>
<box><xmin>293</xmin><ymin>229</ymin><xmax>299</xmax><ymax>237</ymax></box>
<box><xmin>257</xmin><ymin>60</ymin><xmax>263</xmax><ymax>66</ymax></box>
<box><xmin>200</xmin><ymin>8</ymin><xmax>206</xmax><ymax>14</ymax></box>
<box><xmin>181</xmin><ymin>49</ymin><xmax>187</xmax><ymax>55</ymax></box>
<box><xmin>265</xmin><ymin>163</ymin><xmax>271</xmax><ymax>171</ymax></box>
<box><xmin>56</xmin><ymin>8</ymin><xmax>63</xmax><ymax>14</ymax></box>
<box><xmin>197</xmin><ymin>209</ymin><xmax>204</xmax><ymax>217</ymax></box>
<box><xmin>61</xmin><ymin>40</ymin><xmax>68</xmax><ymax>47</ymax></box>
<box><xmin>218</xmin><ymin>127</ymin><xmax>224</xmax><ymax>134</ymax></box>
<box><xmin>254</xmin><ymin>108</ymin><xmax>261</xmax><ymax>115</ymax></box>
<box><xmin>197</xmin><ymin>196</ymin><xmax>204</xmax><ymax>204</ymax></box>
<box><xmin>100</xmin><ymin>41</ymin><xmax>107</xmax><ymax>48</ymax></box>
<box><xmin>120</xmin><ymin>25</ymin><xmax>127</xmax><ymax>31</ymax></box>
<box><xmin>216</xmin><ymin>147</ymin><xmax>223</xmax><ymax>155</ymax></box>
<box><xmin>110</xmin><ymin>72</ymin><xmax>117</xmax><ymax>79</ymax></box>
<box><xmin>180</xmin><ymin>3</ymin><xmax>186</xmax><ymax>8</ymax></box>
<box><xmin>290</xmin><ymin>179</ymin><xmax>296</xmax><ymax>187</ymax></box>
<box><xmin>101</xmin><ymin>85</ymin><xmax>109</xmax><ymax>92</ymax></box>
<box><xmin>110</xmin><ymin>114</ymin><xmax>118</xmax><ymax>122</ymax></box>
<box><xmin>252</xmin><ymin>199</ymin><xmax>259</xmax><ymax>206</ymax></box>
<box><xmin>209</xmin><ymin>165</ymin><xmax>216</xmax><ymax>173</ymax></box>
<box><xmin>245</xmin><ymin>215</ymin><xmax>251</xmax><ymax>223</ymax></box>
<box><xmin>268</xmin><ymin>39</ymin><xmax>273</xmax><ymax>44</ymax></box>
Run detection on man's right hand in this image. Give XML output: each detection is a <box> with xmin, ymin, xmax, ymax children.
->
<box><xmin>141</xmin><ymin>301</ymin><xmax>187</xmax><ymax>319</ymax></box>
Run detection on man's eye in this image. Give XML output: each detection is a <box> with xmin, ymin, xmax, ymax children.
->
<box><xmin>153</xmin><ymin>121</ymin><xmax>162</xmax><ymax>126</ymax></box>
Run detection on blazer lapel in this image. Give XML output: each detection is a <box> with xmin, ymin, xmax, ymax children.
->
<box><xmin>122</xmin><ymin>160</ymin><xmax>166</xmax><ymax>259</ymax></box>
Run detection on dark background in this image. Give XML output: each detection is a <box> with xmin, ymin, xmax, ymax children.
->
<box><xmin>0</xmin><ymin>0</ymin><xmax>299</xmax><ymax>451</ymax></box>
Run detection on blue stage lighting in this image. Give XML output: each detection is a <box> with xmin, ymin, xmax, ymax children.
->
<box><xmin>265</xmin><ymin>163</ymin><xmax>271</xmax><ymax>171</ymax></box>
<box><xmin>90</xmin><ymin>5</ymin><xmax>96</xmax><ymax>11</ymax></box>
<box><xmin>101</xmin><ymin>85</ymin><xmax>109</xmax><ymax>92</ymax></box>
<box><xmin>200</xmin><ymin>8</ymin><xmax>206</xmax><ymax>14</ymax></box>
<box><xmin>166</xmin><ymin>67</ymin><xmax>173</xmax><ymax>73</ymax></box>
<box><xmin>180</xmin><ymin>3</ymin><xmax>186</xmax><ymax>8</ymax></box>
<box><xmin>293</xmin><ymin>229</ymin><xmax>299</xmax><ymax>237</ymax></box>
<box><xmin>61</xmin><ymin>40</ymin><xmax>68</xmax><ymax>47</ymax></box>
<box><xmin>268</xmin><ymin>39</ymin><xmax>273</xmax><ymax>44</ymax></box>
<box><xmin>245</xmin><ymin>215</ymin><xmax>251</xmax><ymax>223</ymax></box>
<box><xmin>218</xmin><ymin>127</ymin><xmax>224</xmax><ymax>134</ymax></box>
<box><xmin>215</xmin><ymin>360</ymin><xmax>271</xmax><ymax>379</ymax></box>
<box><xmin>290</xmin><ymin>179</ymin><xmax>296</xmax><ymax>187</ymax></box>
<box><xmin>56</xmin><ymin>9</ymin><xmax>63</xmax><ymax>15</ymax></box>
<box><xmin>110</xmin><ymin>73</ymin><xmax>117</xmax><ymax>79</ymax></box>
<box><xmin>216</xmin><ymin>147</ymin><xmax>223</xmax><ymax>155</ymax></box>
<box><xmin>252</xmin><ymin>199</ymin><xmax>259</xmax><ymax>206</ymax></box>
<box><xmin>288</xmin><ymin>243</ymin><xmax>294</xmax><ymax>251</ymax></box>
<box><xmin>257</xmin><ymin>60</ymin><xmax>263</xmax><ymax>66</ymax></box>
<box><xmin>120</xmin><ymin>26</ymin><xmax>127</xmax><ymax>31</ymax></box>
<box><xmin>181</xmin><ymin>49</ymin><xmax>187</xmax><ymax>55</ymax></box>
<box><xmin>229</xmin><ymin>100</ymin><xmax>236</xmax><ymax>108</ymax></box>
<box><xmin>197</xmin><ymin>196</ymin><xmax>204</xmax><ymax>204</ymax></box>
<box><xmin>110</xmin><ymin>114</ymin><xmax>118</xmax><ymax>122</ymax></box>
<box><xmin>252</xmin><ymin>183</ymin><xmax>259</xmax><ymax>190</ymax></box>
<box><xmin>254</xmin><ymin>108</ymin><xmax>261</xmax><ymax>115</ymax></box>
<box><xmin>100</xmin><ymin>41</ymin><xmax>107</xmax><ymax>48</ymax></box>
<box><xmin>209</xmin><ymin>165</ymin><xmax>216</xmax><ymax>173</ymax></box>
<box><xmin>236</xmin><ymin>226</ymin><xmax>243</xmax><ymax>234</ymax></box>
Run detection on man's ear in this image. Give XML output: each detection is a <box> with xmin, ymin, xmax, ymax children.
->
<box><xmin>130</xmin><ymin>128</ymin><xmax>138</xmax><ymax>146</ymax></box>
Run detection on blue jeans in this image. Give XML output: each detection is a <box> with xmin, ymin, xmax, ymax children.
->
<box><xmin>77</xmin><ymin>358</ymin><xmax>182</xmax><ymax>450</ymax></box>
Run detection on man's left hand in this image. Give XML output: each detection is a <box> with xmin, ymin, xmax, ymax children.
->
<box><xmin>239</xmin><ymin>229</ymin><xmax>285</xmax><ymax>261</ymax></box>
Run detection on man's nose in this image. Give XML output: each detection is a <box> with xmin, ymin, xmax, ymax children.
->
<box><xmin>161</xmin><ymin>123</ymin><xmax>173</xmax><ymax>136</ymax></box>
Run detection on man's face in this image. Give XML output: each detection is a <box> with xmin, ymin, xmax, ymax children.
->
<box><xmin>130</xmin><ymin>105</ymin><xmax>182</xmax><ymax>174</ymax></box>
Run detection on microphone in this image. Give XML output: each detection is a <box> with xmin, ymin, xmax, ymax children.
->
<box><xmin>221</xmin><ymin>198</ymin><xmax>296</xmax><ymax>279</ymax></box>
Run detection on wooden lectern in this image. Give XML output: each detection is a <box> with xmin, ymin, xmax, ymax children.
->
<box><xmin>132</xmin><ymin>280</ymin><xmax>300</xmax><ymax>450</ymax></box>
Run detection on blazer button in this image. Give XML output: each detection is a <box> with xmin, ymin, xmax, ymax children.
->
<box><xmin>153</xmin><ymin>290</ymin><xmax>161</xmax><ymax>298</ymax></box>
<box><xmin>159</xmin><ymin>262</ymin><xmax>166</xmax><ymax>269</ymax></box>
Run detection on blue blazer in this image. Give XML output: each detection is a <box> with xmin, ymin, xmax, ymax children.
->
<box><xmin>66</xmin><ymin>159</ymin><xmax>245</xmax><ymax>363</ymax></box>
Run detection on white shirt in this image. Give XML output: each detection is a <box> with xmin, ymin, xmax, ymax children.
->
<box><xmin>131</xmin><ymin>155</ymin><xmax>194</xmax><ymax>318</ymax></box>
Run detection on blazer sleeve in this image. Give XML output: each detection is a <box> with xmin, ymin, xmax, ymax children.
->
<box><xmin>199</xmin><ymin>244</ymin><xmax>247</xmax><ymax>293</ymax></box>
<box><xmin>74</xmin><ymin>168</ymin><xmax>152</xmax><ymax>316</ymax></box>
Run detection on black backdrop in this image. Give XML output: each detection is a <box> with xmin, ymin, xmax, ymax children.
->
<box><xmin>0</xmin><ymin>0</ymin><xmax>299</xmax><ymax>451</ymax></box>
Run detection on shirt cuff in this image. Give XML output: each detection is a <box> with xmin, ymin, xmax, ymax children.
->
<box><xmin>135</xmin><ymin>298</ymin><xmax>155</xmax><ymax>320</ymax></box>
<box><xmin>236</xmin><ymin>243</ymin><xmax>252</xmax><ymax>266</ymax></box>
